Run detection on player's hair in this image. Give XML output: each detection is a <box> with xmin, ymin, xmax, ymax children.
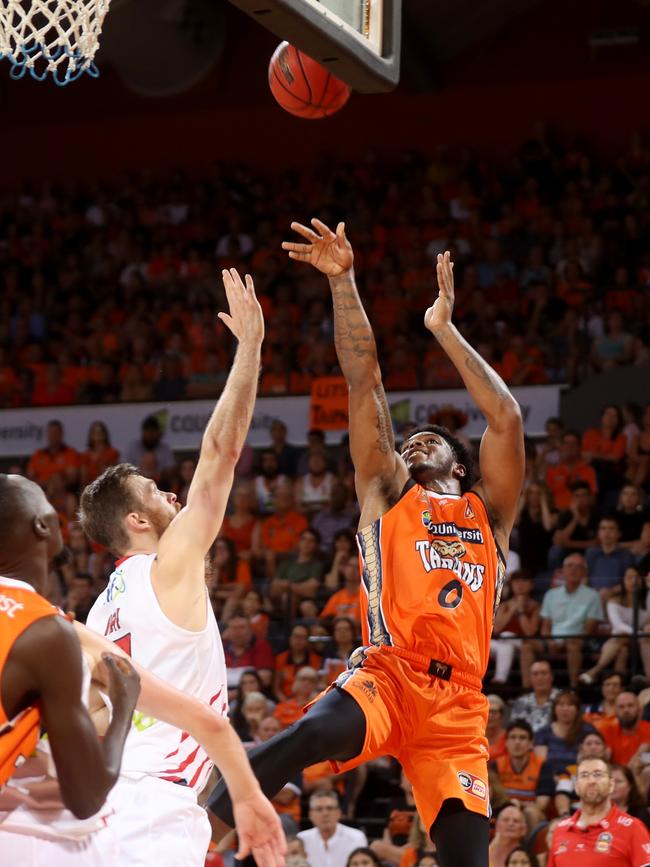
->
<box><xmin>399</xmin><ymin>424</ymin><xmax>476</xmax><ymax>493</ymax></box>
<box><xmin>506</xmin><ymin>718</ymin><xmax>534</xmax><ymax>739</ymax></box>
<box><xmin>78</xmin><ymin>463</ymin><xmax>143</xmax><ymax>556</ymax></box>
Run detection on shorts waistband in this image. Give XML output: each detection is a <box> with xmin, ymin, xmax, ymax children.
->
<box><xmin>374</xmin><ymin>645</ymin><xmax>483</xmax><ymax>691</ymax></box>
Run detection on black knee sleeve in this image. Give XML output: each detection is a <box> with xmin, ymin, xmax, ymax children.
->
<box><xmin>430</xmin><ymin>798</ymin><xmax>490</xmax><ymax>867</ymax></box>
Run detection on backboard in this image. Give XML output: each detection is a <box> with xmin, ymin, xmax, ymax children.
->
<box><xmin>227</xmin><ymin>0</ymin><xmax>401</xmax><ymax>93</ymax></box>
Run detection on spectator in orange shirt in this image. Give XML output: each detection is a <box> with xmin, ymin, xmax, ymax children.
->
<box><xmin>80</xmin><ymin>421</ymin><xmax>120</xmax><ymax>486</ymax></box>
<box><xmin>207</xmin><ymin>537</ymin><xmax>252</xmax><ymax>620</ymax></box>
<box><xmin>241</xmin><ymin>588</ymin><xmax>270</xmax><ymax>641</ymax></box>
<box><xmin>596</xmin><ymin>691</ymin><xmax>650</xmax><ymax>766</ymax></box>
<box><xmin>581</xmin><ymin>405</ymin><xmax>627</xmax><ymax>494</ymax></box>
<box><xmin>258</xmin><ymin>483</ymin><xmax>308</xmax><ymax>577</ymax></box>
<box><xmin>499</xmin><ymin>336</ymin><xmax>548</xmax><ymax>386</ymax></box>
<box><xmin>546</xmin><ymin>431</ymin><xmax>597</xmax><ymax>510</ymax></box>
<box><xmin>320</xmin><ymin>555</ymin><xmax>361</xmax><ymax>626</ymax></box>
<box><xmin>221</xmin><ymin>481</ymin><xmax>260</xmax><ymax>561</ymax></box>
<box><xmin>31</xmin><ymin>362</ymin><xmax>76</xmax><ymax>406</ymax></box>
<box><xmin>27</xmin><ymin>419</ymin><xmax>80</xmax><ymax>488</ymax></box>
<box><xmin>274</xmin><ymin>624</ymin><xmax>323</xmax><ymax>702</ymax></box>
<box><xmin>487</xmin><ymin>694</ymin><xmax>508</xmax><ymax>761</ymax></box>
<box><xmin>274</xmin><ymin>666</ymin><xmax>320</xmax><ymax>729</ymax></box>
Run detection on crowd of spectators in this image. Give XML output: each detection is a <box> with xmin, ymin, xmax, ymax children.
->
<box><xmin>4</xmin><ymin>129</ymin><xmax>650</xmax><ymax>866</ymax></box>
<box><xmin>1</xmin><ymin>130</ymin><xmax>650</xmax><ymax>411</ymax></box>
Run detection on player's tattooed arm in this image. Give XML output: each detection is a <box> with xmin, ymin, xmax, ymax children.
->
<box><xmin>283</xmin><ymin>218</ymin><xmax>409</xmax><ymax>506</ymax></box>
<box><xmin>424</xmin><ymin>251</ymin><xmax>524</xmax><ymax>541</ymax></box>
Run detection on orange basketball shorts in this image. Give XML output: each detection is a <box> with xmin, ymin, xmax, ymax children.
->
<box><xmin>311</xmin><ymin>646</ymin><xmax>490</xmax><ymax>831</ymax></box>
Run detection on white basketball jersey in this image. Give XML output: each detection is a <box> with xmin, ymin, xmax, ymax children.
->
<box><xmin>86</xmin><ymin>554</ymin><xmax>227</xmax><ymax>793</ymax></box>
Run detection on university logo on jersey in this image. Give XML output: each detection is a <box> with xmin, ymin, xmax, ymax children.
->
<box><xmin>106</xmin><ymin>570</ymin><xmax>126</xmax><ymax>603</ymax></box>
<box><xmin>420</xmin><ymin>512</ymin><xmax>484</xmax><ymax>544</ymax></box>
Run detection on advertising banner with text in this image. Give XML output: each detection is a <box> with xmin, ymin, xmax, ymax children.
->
<box><xmin>0</xmin><ymin>385</ymin><xmax>562</xmax><ymax>458</ymax></box>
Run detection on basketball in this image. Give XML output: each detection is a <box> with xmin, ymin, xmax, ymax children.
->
<box><xmin>268</xmin><ymin>41</ymin><xmax>351</xmax><ymax>119</ymax></box>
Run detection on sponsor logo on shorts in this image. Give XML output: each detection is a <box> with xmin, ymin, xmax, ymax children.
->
<box><xmin>457</xmin><ymin>771</ymin><xmax>487</xmax><ymax>800</ymax></box>
<box><xmin>595</xmin><ymin>832</ymin><xmax>612</xmax><ymax>854</ymax></box>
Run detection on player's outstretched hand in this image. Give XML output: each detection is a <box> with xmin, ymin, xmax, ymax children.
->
<box><xmin>101</xmin><ymin>653</ymin><xmax>141</xmax><ymax>713</ymax></box>
<box><xmin>218</xmin><ymin>268</ymin><xmax>265</xmax><ymax>346</ymax></box>
<box><xmin>424</xmin><ymin>250</ymin><xmax>455</xmax><ymax>334</ymax></box>
<box><xmin>282</xmin><ymin>218</ymin><xmax>353</xmax><ymax>277</ymax></box>
<box><xmin>233</xmin><ymin>789</ymin><xmax>287</xmax><ymax>867</ymax></box>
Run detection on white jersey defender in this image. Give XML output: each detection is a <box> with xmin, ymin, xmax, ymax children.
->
<box><xmin>86</xmin><ymin>553</ymin><xmax>227</xmax><ymax>792</ymax></box>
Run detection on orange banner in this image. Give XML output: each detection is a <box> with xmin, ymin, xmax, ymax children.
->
<box><xmin>309</xmin><ymin>376</ymin><xmax>349</xmax><ymax>430</ymax></box>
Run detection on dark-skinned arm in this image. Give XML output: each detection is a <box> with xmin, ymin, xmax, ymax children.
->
<box><xmin>425</xmin><ymin>252</ymin><xmax>525</xmax><ymax>542</ymax></box>
<box><xmin>17</xmin><ymin>616</ymin><xmax>139</xmax><ymax>819</ymax></box>
<box><xmin>283</xmin><ymin>219</ymin><xmax>408</xmax><ymax>507</ymax></box>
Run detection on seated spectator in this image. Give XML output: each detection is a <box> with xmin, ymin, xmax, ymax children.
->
<box><xmin>270</xmin><ymin>528</ymin><xmax>325</xmax><ymax>611</ymax></box>
<box><xmin>269</xmin><ymin>418</ymin><xmax>300</xmax><ymax>476</ymax></box>
<box><xmin>536</xmin><ymin>728</ymin><xmax>609</xmax><ymax>821</ymax></box>
<box><xmin>254</xmin><ymin>449</ymin><xmax>288</xmax><ymax>516</ymax></box>
<box><xmin>294</xmin><ymin>451</ymin><xmax>335</xmax><ymax>518</ymax></box>
<box><xmin>428</xmin><ymin>404</ymin><xmax>471</xmax><ymax>451</ymax></box>
<box><xmin>369</xmin><ymin>770</ymin><xmax>416</xmax><ymax>865</ymax></box>
<box><xmin>488</xmin><ymin>804</ymin><xmax>528</xmax><ymax>867</ymax></box>
<box><xmin>581</xmin><ymin>405</ymin><xmax>627</xmax><ymax>495</ymax></box>
<box><xmin>257</xmin><ymin>482</ymin><xmax>309</xmax><ymax>577</ymax></box>
<box><xmin>596</xmin><ymin>690</ymin><xmax>650</xmax><ymax>765</ymax></box>
<box><xmin>186</xmin><ymin>351</ymin><xmax>227</xmax><ymax>399</ymax></box>
<box><xmin>27</xmin><ymin>419</ymin><xmax>80</xmax><ymax>488</ymax></box>
<box><xmin>610</xmin><ymin>763</ymin><xmax>650</xmax><ymax>831</ymax></box>
<box><xmin>63</xmin><ymin>572</ymin><xmax>96</xmax><ymax>623</ymax></box>
<box><xmin>323</xmin><ymin>530</ymin><xmax>357</xmax><ymax>592</ymax></box>
<box><xmin>499</xmin><ymin>335</ymin><xmax>548</xmax><ymax>386</ymax></box>
<box><xmin>615</xmin><ymin>484</ymin><xmax>650</xmax><ymax>551</ymax></box>
<box><xmin>241</xmin><ymin>588</ymin><xmax>270</xmax><ymax>641</ymax></box>
<box><xmin>229</xmin><ymin>668</ymin><xmax>269</xmax><ymax>717</ymax></box>
<box><xmin>80</xmin><ymin>420</ymin><xmax>120</xmax><ymax>486</ymax></box>
<box><xmin>590</xmin><ymin>310</ymin><xmax>633</xmax><ymax>371</ymax></box>
<box><xmin>583</xmin><ymin>671</ymin><xmax>625</xmax><ymax>724</ymax></box>
<box><xmin>220</xmin><ymin>481</ymin><xmax>260</xmax><ymax>561</ymax></box>
<box><xmin>152</xmin><ymin>353</ymin><xmax>187</xmax><ymax>401</ymax></box>
<box><xmin>513</xmin><ymin>483</ymin><xmax>558</xmax><ymax>578</ymax></box>
<box><xmin>207</xmin><ymin>537</ymin><xmax>251</xmax><ymax>620</ymax></box>
<box><xmin>491</xmin><ymin>719</ymin><xmax>544</xmax><ymax>828</ymax></box>
<box><xmin>322</xmin><ymin>616</ymin><xmax>358</xmax><ymax>683</ymax></box>
<box><xmin>274</xmin><ymin>665</ymin><xmax>320</xmax><ymax>728</ymax></box>
<box><xmin>257</xmin><ymin>715</ymin><xmax>303</xmax><ymax>836</ymax></box>
<box><xmin>223</xmin><ymin>614</ymin><xmax>274</xmax><ymax>687</ymax></box>
<box><xmin>586</xmin><ymin>516</ymin><xmax>635</xmax><ymax>598</ymax></box>
<box><xmin>491</xmin><ymin>571</ymin><xmax>541</xmax><ymax>685</ymax></box>
<box><xmin>487</xmin><ymin>693</ymin><xmax>508</xmax><ymax>760</ymax></box>
<box><xmin>547</xmin><ymin>482</ymin><xmax>599</xmax><ymax>569</ymax></box>
<box><xmin>320</xmin><ymin>554</ymin><xmax>362</xmax><ymax>626</ymax></box>
<box><xmin>546</xmin><ymin>432</ymin><xmax>597</xmax><ymax>511</ymax></box>
<box><xmin>505</xmin><ymin>849</ymin><xmax>539</xmax><ymax>867</ymax></box>
<box><xmin>296</xmin><ymin>429</ymin><xmax>329</xmax><ymax>476</ymax></box>
<box><xmin>124</xmin><ymin>414</ymin><xmax>175</xmax><ymax>474</ymax></box>
<box><xmin>297</xmin><ymin>792</ymin><xmax>367</xmax><ymax>867</ymax></box>
<box><xmin>346</xmin><ymin>848</ymin><xmax>383</xmax><ymax>867</ymax></box>
<box><xmin>310</xmin><ymin>481</ymin><xmax>358</xmax><ymax>554</ymax></box>
<box><xmin>119</xmin><ymin>365</ymin><xmax>154</xmax><ymax>402</ymax></box>
<box><xmin>539</xmin><ymin>553</ymin><xmax>603</xmax><ymax>686</ymax></box>
<box><xmin>535</xmin><ymin>416</ymin><xmax>565</xmax><ymax>474</ymax></box>
<box><xmin>274</xmin><ymin>624</ymin><xmax>323</xmax><ymax>702</ymax></box>
<box><xmin>628</xmin><ymin>403</ymin><xmax>650</xmax><ymax>489</ymax></box>
<box><xmin>510</xmin><ymin>659</ymin><xmax>559</xmax><ymax>733</ymax></box>
<box><xmin>534</xmin><ymin>690</ymin><xmax>596</xmax><ymax>776</ymax></box>
<box><xmin>237</xmin><ymin>690</ymin><xmax>273</xmax><ymax>743</ymax></box>
<box><xmin>31</xmin><ymin>362</ymin><xmax>75</xmax><ymax>406</ymax></box>
<box><xmin>397</xmin><ymin>814</ymin><xmax>436</xmax><ymax>867</ymax></box>
<box><xmin>580</xmin><ymin>568</ymin><xmax>650</xmax><ymax>684</ymax></box>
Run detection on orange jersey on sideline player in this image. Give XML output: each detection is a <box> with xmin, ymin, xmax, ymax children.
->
<box><xmin>0</xmin><ymin>579</ymin><xmax>59</xmax><ymax>787</ymax></box>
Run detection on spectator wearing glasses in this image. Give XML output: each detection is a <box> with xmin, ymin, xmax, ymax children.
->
<box><xmin>547</xmin><ymin>757</ymin><xmax>650</xmax><ymax>866</ymax></box>
<box><xmin>297</xmin><ymin>791</ymin><xmax>367</xmax><ymax>867</ymax></box>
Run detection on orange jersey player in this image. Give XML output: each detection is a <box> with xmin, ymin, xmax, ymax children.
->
<box><xmin>208</xmin><ymin>222</ymin><xmax>524</xmax><ymax>867</ymax></box>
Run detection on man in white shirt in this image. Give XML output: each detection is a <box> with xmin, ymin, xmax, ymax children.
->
<box><xmin>298</xmin><ymin>791</ymin><xmax>367</xmax><ymax>867</ymax></box>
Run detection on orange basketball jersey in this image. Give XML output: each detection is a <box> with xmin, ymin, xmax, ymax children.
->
<box><xmin>356</xmin><ymin>482</ymin><xmax>506</xmax><ymax>680</ymax></box>
<box><xmin>0</xmin><ymin>578</ymin><xmax>58</xmax><ymax>787</ymax></box>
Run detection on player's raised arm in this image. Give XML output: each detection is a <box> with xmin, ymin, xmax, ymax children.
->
<box><xmin>152</xmin><ymin>268</ymin><xmax>263</xmax><ymax>600</ymax></box>
<box><xmin>283</xmin><ymin>219</ymin><xmax>408</xmax><ymax>507</ymax></box>
<box><xmin>425</xmin><ymin>252</ymin><xmax>524</xmax><ymax>548</ymax></box>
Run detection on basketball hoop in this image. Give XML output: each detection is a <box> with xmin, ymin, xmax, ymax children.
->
<box><xmin>0</xmin><ymin>0</ymin><xmax>112</xmax><ymax>85</ymax></box>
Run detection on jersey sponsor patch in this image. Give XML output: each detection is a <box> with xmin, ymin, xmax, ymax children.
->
<box><xmin>106</xmin><ymin>571</ymin><xmax>126</xmax><ymax>603</ymax></box>
<box><xmin>421</xmin><ymin>514</ymin><xmax>484</xmax><ymax>544</ymax></box>
<box><xmin>457</xmin><ymin>770</ymin><xmax>487</xmax><ymax>800</ymax></box>
<box><xmin>595</xmin><ymin>832</ymin><xmax>612</xmax><ymax>853</ymax></box>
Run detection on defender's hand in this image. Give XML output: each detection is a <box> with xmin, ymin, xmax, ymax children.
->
<box><xmin>219</xmin><ymin>269</ymin><xmax>265</xmax><ymax>346</ymax></box>
<box><xmin>424</xmin><ymin>251</ymin><xmax>455</xmax><ymax>334</ymax></box>
<box><xmin>233</xmin><ymin>789</ymin><xmax>286</xmax><ymax>867</ymax></box>
<box><xmin>282</xmin><ymin>218</ymin><xmax>353</xmax><ymax>277</ymax></box>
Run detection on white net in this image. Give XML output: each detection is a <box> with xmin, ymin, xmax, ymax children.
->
<box><xmin>0</xmin><ymin>0</ymin><xmax>111</xmax><ymax>85</ymax></box>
